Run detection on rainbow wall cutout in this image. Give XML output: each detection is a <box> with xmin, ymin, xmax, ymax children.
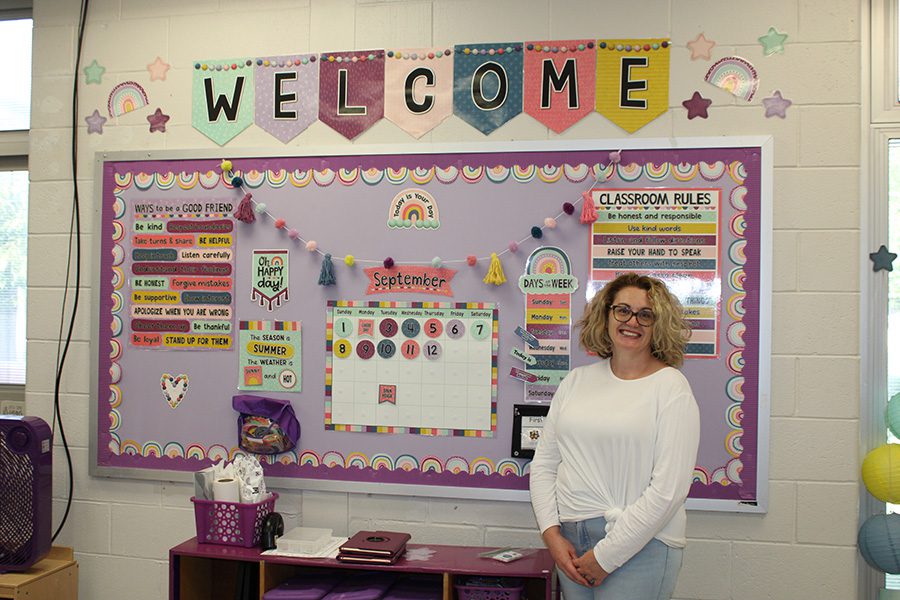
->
<box><xmin>108</xmin><ymin>81</ymin><xmax>150</xmax><ymax>117</ymax></box>
<box><xmin>704</xmin><ymin>56</ymin><xmax>759</xmax><ymax>102</ymax></box>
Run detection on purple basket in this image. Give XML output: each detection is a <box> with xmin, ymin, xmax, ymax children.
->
<box><xmin>191</xmin><ymin>492</ymin><xmax>278</xmax><ymax>547</ymax></box>
<box><xmin>455</xmin><ymin>581</ymin><xmax>523</xmax><ymax>600</ymax></box>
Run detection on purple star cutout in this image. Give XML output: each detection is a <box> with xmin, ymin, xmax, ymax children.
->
<box><xmin>85</xmin><ymin>109</ymin><xmax>107</xmax><ymax>134</ymax></box>
<box><xmin>147</xmin><ymin>108</ymin><xmax>170</xmax><ymax>133</ymax></box>
<box><xmin>762</xmin><ymin>90</ymin><xmax>792</xmax><ymax>118</ymax></box>
<box><xmin>682</xmin><ymin>91</ymin><xmax>712</xmax><ymax>120</ymax></box>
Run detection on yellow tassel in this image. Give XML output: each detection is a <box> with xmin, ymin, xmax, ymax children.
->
<box><xmin>482</xmin><ymin>253</ymin><xmax>507</xmax><ymax>286</ymax></box>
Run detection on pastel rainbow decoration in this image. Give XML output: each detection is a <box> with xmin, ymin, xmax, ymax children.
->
<box><xmin>725</xmin><ymin>430</ymin><xmax>743</xmax><ymax>457</ymax></box>
<box><xmin>461</xmin><ymin>165</ymin><xmax>484</xmax><ymax>183</ymax></box>
<box><xmin>563</xmin><ymin>163</ymin><xmax>590</xmax><ymax>183</ymax></box>
<box><xmin>387</xmin><ymin>189</ymin><xmax>440</xmax><ymax>229</ymax></box>
<box><xmin>361</xmin><ymin>167</ymin><xmax>384</xmax><ymax>185</ymax></box>
<box><xmin>114</xmin><ymin>172</ymin><xmax>133</xmax><ymax>188</ymax></box>
<box><xmin>199</xmin><ymin>170</ymin><xmax>220</xmax><ymax>189</ymax></box>
<box><xmin>727</xmin><ymin>322</ymin><xmax>746</xmax><ymax>349</ymax></box>
<box><xmin>726</xmin><ymin>403</ymin><xmax>743</xmax><ymax>428</ymax></box>
<box><xmin>395</xmin><ymin>454</ymin><xmax>419</xmax><ymax>471</ymax></box>
<box><xmin>421</xmin><ymin>456</ymin><xmax>443</xmax><ymax>472</ymax></box>
<box><xmin>345</xmin><ymin>452</ymin><xmax>369</xmax><ymax>469</ymax></box>
<box><xmin>692</xmin><ymin>466</ymin><xmax>710</xmax><ymax>485</ymax></box>
<box><xmin>700</xmin><ymin>161</ymin><xmax>726</xmax><ymax>181</ymax></box>
<box><xmin>243</xmin><ymin>169</ymin><xmax>266</xmax><ymax>188</ymax></box>
<box><xmin>729</xmin><ymin>267</ymin><xmax>746</xmax><ymax>293</ymax></box>
<box><xmin>728</xmin><ymin>161</ymin><xmax>747</xmax><ymax>184</ymax></box>
<box><xmin>435</xmin><ymin>166</ymin><xmax>458</xmax><ymax>184</ymax></box>
<box><xmin>109</xmin><ymin>338</ymin><xmax>122</xmax><ymax>361</ymax></box>
<box><xmin>107</xmin><ymin>81</ymin><xmax>149</xmax><ymax>117</ymax></box>
<box><xmin>644</xmin><ymin>162</ymin><xmax>670</xmax><ymax>181</ymax></box>
<box><xmin>486</xmin><ymin>165</ymin><xmax>510</xmax><ymax>183</ymax></box>
<box><xmin>207</xmin><ymin>444</ymin><xmax>229</xmax><ymax>462</ymax></box>
<box><xmin>143</xmin><ymin>441</ymin><xmax>163</xmax><ymax>458</ymax></box>
<box><xmin>527</xmin><ymin>246</ymin><xmax>572</xmax><ymax>276</ymax></box>
<box><xmin>513</xmin><ymin>164</ymin><xmax>535</xmax><ymax>182</ymax></box>
<box><xmin>108</xmin><ymin>433</ymin><xmax>120</xmax><ymax>455</ymax></box>
<box><xmin>469</xmin><ymin>457</ymin><xmax>495</xmax><ymax>475</ymax></box>
<box><xmin>411</xmin><ymin>167</ymin><xmax>436</xmax><ymax>185</ymax></box>
<box><xmin>112</xmin><ymin>194</ymin><xmax>126</xmax><ymax>218</ymax></box>
<box><xmin>299</xmin><ymin>450</ymin><xmax>320</xmax><ymax>466</ymax></box>
<box><xmin>727</xmin><ymin>293</ymin><xmax>746</xmax><ymax>320</ymax></box>
<box><xmin>108</xmin><ymin>409</ymin><xmax>120</xmax><ymax>431</ymax></box>
<box><xmin>672</xmin><ymin>162</ymin><xmax>699</xmax><ymax>181</ymax></box>
<box><xmin>726</xmin><ymin>457</ymin><xmax>743</xmax><ymax>484</ymax></box>
<box><xmin>704</xmin><ymin>56</ymin><xmax>759</xmax><ymax>102</ymax></box>
<box><xmin>109</xmin><ymin>384</ymin><xmax>122</xmax><ymax>408</ymax></box>
<box><xmin>727</xmin><ymin>349</ymin><xmax>745</xmax><ymax>374</ymax></box>
<box><xmin>164</xmin><ymin>442</ymin><xmax>185</xmax><ymax>458</ymax></box>
<box><xmin>111</xmin><ymin>244</ymin><xmax>125</xmax><ymax>266</ymax></box>
<box><xmin>109</xmin><ymin>361</ymin><xmax>121</xmax><ymax>384</ymax></box>
<box><xmin>444</xmin><ymin>456</ymin><xmax>469</xmax><ymax>474</ymax></box>
<box><xmin>338</xmin><ymin>168</ymin><xmax>360</xmax><ymax>185</ymax></box>
<box><xmin>496</xmin><ymin>459</ymin><xmax>521</xmax><ymax>476</ymax></box>
<box><xmin>537</xmin><ymin>165</ymin><xmax>562</xmax><ymax>183</ymax></box>
<box><xmin>110</xmin><ymin>314</ymin><xmax>122</xmax><ymax>337</ymax></box>
<box><xmin>111</xmin><ymin>266</ymin><xmax>124</xmax><ymax>289</ymax></box>
<box><xmin>112</xmin><ymin>221</ymin><xmax>124</xmax><ymax>241</ymax></box>
<box><xmin>371</xmin><ymin>454</ymin><xmax>394</xmax><ymax>470</ymax></box>
<box><xmin>265</xmin><ymin>169</ymin><xmax>288</xmax><ymax>187</ymax></box>
<box><xmin>386</xmin><ymin>167</ymin><xmax>408</xmax><ymax>184</ymax></box>
<box><xmin>177</xmin><ymin>171</ymin><xmax>199</xmax><ymax>189</ymax></box>
<box><xmin>730</xmin><ymin>186</ymin><xmax>748</xmax><ymax>210</ymax></box>
<box><xmin>322</xmin><ymin>451</ymin><xmax>344</xmax><ymax>467</ymax></box>
<box><xmin>616</xmin><ymin>162</ymin><xmax>642</xmax><ymax>182</ymax></box>
<box><xmin>278</xmin><ymin>450</ymin><xmax>299</xmax><ymax>465</ymax></box>
<box><xmin>121</xmin><ymin>439</ymin><xmax>141</xmax><ymax>455</ymax></box>
<box><xmin>134</xmin><ymin>172</ymin><xmax>154</xmax><ymax>190</ymax></box>
<box><xmin>185</xmin><ymin>444</ymin><xmax>206</xmax><ymax>460</ymax></box>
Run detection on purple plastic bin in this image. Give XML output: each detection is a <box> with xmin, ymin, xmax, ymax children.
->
<box><xmin>322</xmin><ymin>572</ymin><xmax>397</xmax><ymax>600</ymax></box>
<box><xmin>263</xmin><ymin>573</ymin><xmax>342</xmax><ymax>600</ymax></box>
<box><xmin>455</xmin><ymin>579</ymin><xmax>524</xmax><ymax>600</ymax></box>
<box><xmin>191</xmin><ymin>492</ymin><xmax>278</xmax><ymax>548</ymax></box>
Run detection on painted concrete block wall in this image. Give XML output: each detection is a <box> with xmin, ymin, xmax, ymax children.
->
<box><xmin>24</xmin><ymin>1</ymin><xmax>861</xmax><ymax>599</ymax></box>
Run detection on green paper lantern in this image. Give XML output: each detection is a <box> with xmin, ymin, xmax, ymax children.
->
<box><xmin>887</xmin><ymin>392</ymin><xmax>900</xmax><ymax>438</ymax></box>
<box><xmin>859</xmin><ymin>513</ymin><xmax>900</xmax><ymax>573</ymax></box>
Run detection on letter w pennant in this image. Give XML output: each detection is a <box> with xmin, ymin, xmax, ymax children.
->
<box><xmin>192</xmin><ymin>57</ymin><xmax>255</xmax><ymax>145</ymax></box>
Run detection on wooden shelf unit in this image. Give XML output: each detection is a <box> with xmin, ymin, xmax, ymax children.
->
<box><xmin>170</xmin><ymin>538</ymin><xmax>556</xmax><ymax>600</ymax></box>
<box><xmin>0</xmin><ymin>547</ymin><xmax>78</xmax><ymax>600</ymax></box>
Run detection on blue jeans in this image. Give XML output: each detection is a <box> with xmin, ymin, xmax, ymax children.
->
<box><xmin>558</xmin><ymin>517</ymin><xmax>682</xmax><ymax>600</ymax></box>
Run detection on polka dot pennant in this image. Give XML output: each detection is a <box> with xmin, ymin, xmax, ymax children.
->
<box><xmin>255</xmin><ymin>54</ymin><xmax>320</xmax><ymax>143</ymax></box>
<box><xmin>192</xmin><ymin>58</ymin><xmax>255</xmax><ymax>146</ymax></box>
<box><xmin>452</xmin><ymin>42</ymin><xmax>524</xmax><ymax>135</ymax></box>
<box><xmin>318</xmin><ymin>50</ymin><xmax>385</xmax><ymax>140</ymax></box>
<box><xmin>523</xmin><ymin>39</ymin><xmax>596</xmax><ymax>133</ymax></box>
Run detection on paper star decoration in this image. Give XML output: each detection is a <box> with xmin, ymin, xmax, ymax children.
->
<box><xmin>147</xmin><ymin>108</ymin><xmax>170</xmax><ymax>133</ymax></box>
<box><xmin>85</xmin><ymin>109</ymin><xmax>107</xmax><ymax>134</ymax></box>
<box><xmin>870</xmin><ymin>245</ymin><xmax>898</xmax><ymax>272</ymax></box>
<box><xmin>147</xmin><ymin>56</ymin><xmax>170</xmax><ymax>81</ymax></box>
<box><xmin>84</xmin><ymin>59</ymin><xmax>105</xmax><ymax>84</ymax></box>
<box><xmin>687</xmin><ymin>33</ymin><xmax>716</xmax><ymax>61</ymax></box>
<box><xmin>758</xmin><ymin>27</ymin><xmax>788</xmax><ymax>56</ymax></box>
<box><xmin>762</xmin><ymin>90</ymin><xmax>792</xmax><ymax>118</ymax></box>
<box><xmin>682</xmin><ymin>92</ymin><xmax>712</xmax><ymax>119</ymax></box>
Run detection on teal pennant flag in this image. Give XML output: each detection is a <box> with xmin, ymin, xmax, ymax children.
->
<box><xmin>453</xmin><ymin>43</ymin><xmax>523</xmax><ymax>135</ymax></box>
<box><xmin>192</xmin><ymin>58</ymin><xmax>255</xmax><ymax>146</ymax></box>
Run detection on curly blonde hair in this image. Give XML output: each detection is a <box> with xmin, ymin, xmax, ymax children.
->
<box><xmin>577</xmin><ymin>273</ymin><xmax>691</xmax><ymax>367</ymax></box>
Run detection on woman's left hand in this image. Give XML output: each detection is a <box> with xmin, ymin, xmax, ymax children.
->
<box><xmin>572</xmin><ymin>550</ymin><xmax>608</xmax><ymax>588</ymax></box>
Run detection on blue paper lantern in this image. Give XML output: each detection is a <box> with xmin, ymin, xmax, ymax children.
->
<box><xmin>888</xmin><ymin>392</ymin><xmax>900</xmax><ymax>438</ymax></box>
<box><xmin>859</xmin><ymin>513</ymin><xmax>900</xmax><ymax>573</ymax></box>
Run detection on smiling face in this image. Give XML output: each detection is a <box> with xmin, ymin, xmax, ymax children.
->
<box><xmin>607</xmin><ymin>286</ymin><xmax>655</xmax><ymax>357</ymax></box>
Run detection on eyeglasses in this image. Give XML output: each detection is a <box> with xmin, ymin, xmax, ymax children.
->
<box><xmin>610</xmin><ymin>304</ymin><xmax>656</xmax><ymax>327</ymax></box>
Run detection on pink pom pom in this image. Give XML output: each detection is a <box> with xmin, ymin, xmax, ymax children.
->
<box><xmin>544</xmin><ymin>217</ymin><xmax>557</xmax><ymax>229</ymax></box>
<box><xmin>609</xmin><ymin>150</ymin><xmax>622</xmax><ymax>164</ymax></box>
<box><xmin>508</xmin><ymin>241</ymin><xmax>518</xmax><ymax>253</ymax></box>
<box><xmin>384</xmin><ymin>257</ymin><xmax>394</xmax><ymax>268</ymax></box>
<box><xmin>287</xmin><ymin>229</ymin><xmax>298</xmax><ymax>239</ymax></box>
<box><xmin>562</xmin><ymin>202</ymin><xmax>575</xmax><ymax>215</ymax></box>
<box><xmin>466</xmin><ymin>255</ymin><xmax>477</xmax><ymax>266</ymax></box>
<box><xmin>305</xmin><ymin>240</ymin><xmax>317</xmax><ymax>251</ymax></box>
<box><xmin>274</xmin><ymin>218</ymin><xmax>286</xmax><ymax>229</ymax></box>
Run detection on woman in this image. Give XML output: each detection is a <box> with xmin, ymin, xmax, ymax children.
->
<box><xmin>530</xmin><ymin>272</ymin><xmax>700</xmax><ymax>600</ymax></box>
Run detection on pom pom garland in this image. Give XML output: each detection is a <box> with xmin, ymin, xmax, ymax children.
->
<box><xmin>531</xmin><ymin>226</ymin><xmax>543</xmax><ymax>239</ymax></box>
<box><xmin>233</xmin><ymin>193</ymin><xmax>255</xmax><ymax>223</ymax></box>
<box><xmin>431</xmin><ymin>256</ymin><xmax>442</xmax><ymax>268</ymax></box>
<box><xmin>288</xmin><ymin>228</ymin><xmax>299</xmax><ymax>239</ymax></box>
<box><xmin>344</xmin><ymin>255</ymin><xmax>355</xmax><ymax>266</ymax></box>
<box><xmin>254</xmin><ymin>202</ymin><xmax>267</xmax><ymax>214</ymax></box>
<box><xmin>305</xmin><ymin>240</ymin><xmax>317</xmax><ymax>252</ymax></box>
<box><xmin>384</xmin><ymin>257</ymin><xmax>395</xmax><ymax>268</ymax></box>
<box><xmin>274</xmin><ymin>218</ymin><xmax>286</xmax><ymax>229</ymax></box>
<box><xmin>508</xmin><ymin>241</ymin><xmax>518</xmax><ymax>253</ymax></box>
<box><xmin>220</xmin><ymin>159</ymin><xmax>232</xmax><ymax>172</ymax></box>
<box><xmin>318</xmin><ymin>253</ymin><xmax>336</xmax><ymax>286</ymax></box>
<box><xmin>544</xmin><ymin>217</ymin><xmax>557</xmax><ymax>229</ymax></box>
<box><xmin>466</xmin><ymin>255</ymin><xmax>477</xmax><ymax>266</ymax></box>
<box><xmin>482</xmin><ymin>253</ymin><xmax>507</xmax><ymax>286</ymax></box>
<box><xmin>562</xmin><ymin>202</ymin><xmax>575</xmax><ymax>215</ymax></box>
<box><xmin>230</xmin><ymin>176</ymin><xmax>244</xmax><ymax>187</ymax></box>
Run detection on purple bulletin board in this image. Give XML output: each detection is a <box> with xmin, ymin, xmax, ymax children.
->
<box><xmin>90</xmin><ymin>139</ymin><xmax>771</xmax><ymax>510</ymax></box>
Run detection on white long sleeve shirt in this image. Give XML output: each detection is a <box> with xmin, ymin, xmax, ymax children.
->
<box><xmin>529</xmin><ymin>360</ymin><xmax>700</xmax><ymax>573</ymax></box>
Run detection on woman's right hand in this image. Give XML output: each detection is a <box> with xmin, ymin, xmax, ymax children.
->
<box><xmin>542</xmin><ymin>526</ymin><xmax>591</xmax><ymax>587</ymax></box>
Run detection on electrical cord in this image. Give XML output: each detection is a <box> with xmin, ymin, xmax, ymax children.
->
<box><xmin>51</xmin><ymin>0</ymin><xmax>89</xmax><ymax>543</ymax></box>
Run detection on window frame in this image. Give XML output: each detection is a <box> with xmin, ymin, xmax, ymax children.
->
<box><xmin>0</xmin><ymin>1</ymin><xmax>31</xmax><ymax>399</ymax></box>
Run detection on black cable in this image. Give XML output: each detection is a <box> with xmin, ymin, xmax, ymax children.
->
<box><xmin>51</xmin><ymin>0</ymin><xmax>89</xmax><ymax>543</ymax></box>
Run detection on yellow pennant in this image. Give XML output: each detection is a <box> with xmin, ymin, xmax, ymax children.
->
<box><xmin>595</xmin><ymin>39</ymin><xmax>670</xmax><ymax>133</ymax></box>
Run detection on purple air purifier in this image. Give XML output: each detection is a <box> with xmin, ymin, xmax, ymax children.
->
<box><xmin>0</xmin><ymin>416</ymin><xmax>52</xmax><ymax>572</ymax></box>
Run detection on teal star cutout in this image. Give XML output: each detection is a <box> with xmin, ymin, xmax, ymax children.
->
<box><xmin>758</xmin><ymin>27</ymin><xmax>788</xmax><ymax>56</ymax></box>
<box><xmin>870</xmin><ymin>245</ymin><xmax>898</xmax><ymax>272</ymax></box>
<box><xmin>84</xmin><ymin>59</ymin><xmax>105</xmax><ymax>84</ymax></box>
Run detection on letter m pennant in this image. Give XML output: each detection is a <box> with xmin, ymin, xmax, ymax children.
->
<box><xmin>192</xmin><ymin>58</ymin><xmax>255</xmax><ymax>145</ymax></box>
<box><xmin>523</xmin><ymin>40</ymin><xmax>596</xmax><ymax>134</ymax></box>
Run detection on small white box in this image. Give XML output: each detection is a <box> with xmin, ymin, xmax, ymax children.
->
<box><xmin>276</xmin><ymin>527</ymin><xmax>333</xmax><ymax>554</ymax></box>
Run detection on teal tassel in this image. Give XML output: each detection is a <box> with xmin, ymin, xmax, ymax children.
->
<box><xmin>318</xmin><ymin>253</ymin><xmax>336</xmax><ymax>286</ymax></box>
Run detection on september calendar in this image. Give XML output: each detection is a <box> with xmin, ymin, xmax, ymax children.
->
<box><xmin>325</xmin><ymin>301</ymin><xmax>498</xmax><ymax>436</ymax></box>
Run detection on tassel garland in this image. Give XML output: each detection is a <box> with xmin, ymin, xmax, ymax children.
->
<box><xmin>483</xmin><ymin>252</ymin><xmax>507</xmax><ymax>286</ymax></box>
<box><xmin>580</xmin><ymin>191</ymin><xmax>597</xmax><ymax>224</ymax></box>
<box><xmin>318</xmin><ymin>253</ymin><xmax>336</xmax><ymax>286</ymax></box>
<box><xmin>234</xmin><ymin>193</ymin><xmax>256</xmax><ymax>223</ymax></box>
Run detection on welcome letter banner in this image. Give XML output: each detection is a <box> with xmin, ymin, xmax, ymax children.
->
<box><xmin>318</xmin><ymin>50</ymin><xmax>385</xmax><ymax>141</ymax></box>
<box><xmin>254</xmin><ymin>54</ymin><xmax>320</xmax><ymax>143</ymax></box>
<box><xmin>192</xmin><ymin>58</ymin><xmax>255</xmax><ymax>146</ymax></box>
<box><xmin>453</xmin><ymin>42</ymin><xmax>523</xmax><ymax>135</ymax></box>
<box><xmin>384</xmin><ymin>47</ymin><xmax>455</xmax><ymax>139</ymax></box>
<box><xmin>595</xmin><ymin>39</ymin><xmax>670</xmax><ymax>134</ymax></box>
<box><xmin>523</xmin><ymin>40</ymin><xmax>596</xmax><ymax>134</ymax></box>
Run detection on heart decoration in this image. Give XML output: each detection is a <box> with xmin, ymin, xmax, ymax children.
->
<box><xmin>161</xmin><ymin>373</ymin><xmax>189</xmax><ymax>409</ymax></box>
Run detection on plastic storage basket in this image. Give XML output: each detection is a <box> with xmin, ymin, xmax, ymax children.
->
<box><xmin>191</xmin><ymin>492</ymin><xmax>278</xmax><ymax>547</ymax></box>
<box><xmin>454</xmin><ymin>579</ymin><xmax>523</xmax><ymax>600</ymax></box>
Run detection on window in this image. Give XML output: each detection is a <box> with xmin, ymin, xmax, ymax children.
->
<box><xmin>0</xmin><ymin>6</ymin><xmax>31</xmax><ymax>389</ymax></box>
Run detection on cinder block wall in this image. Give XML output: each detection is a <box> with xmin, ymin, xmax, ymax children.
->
<box><xmin>26</xmin><ymin>1</ymin><xmax>862</xmax><ymax>598</ymax></box>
